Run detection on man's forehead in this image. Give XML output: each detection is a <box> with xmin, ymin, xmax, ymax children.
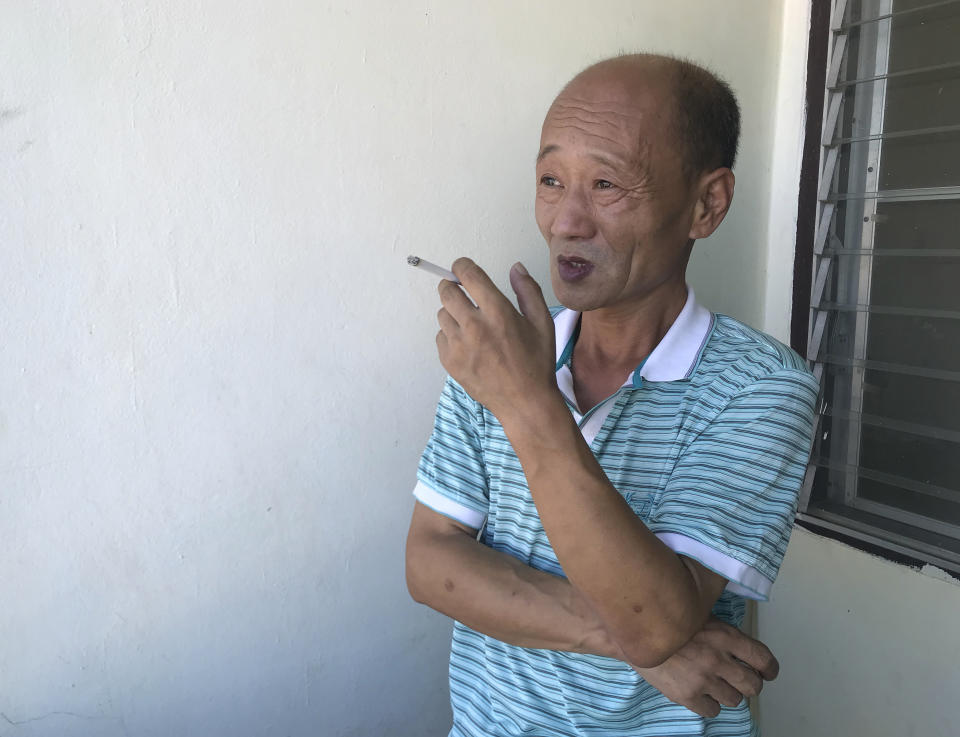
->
<box><xmin>538</xmin><ymin>92</ymin><xmax>665</xmax><ymax>165</ymax></box>
<box><xmin>542</xmin><ymin>71</ymin><xmax>673</xmax><ymax>139</ymax></box>
<box><xmin>536</xmin><ymin>142</ymin><xmax>629</xmax><ymax>171</ymax></box>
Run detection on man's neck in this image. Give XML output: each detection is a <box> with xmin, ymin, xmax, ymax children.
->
<box><xmin>574</xmin><ymin>279</ymin><xmax>689</xmax><ymax>374</ymax></box>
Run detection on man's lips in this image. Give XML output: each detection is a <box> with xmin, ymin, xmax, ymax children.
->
<box><xmin>557</xmin><ymin>256</ymin><xmax>595</xmax><ymax>283</ymax></box>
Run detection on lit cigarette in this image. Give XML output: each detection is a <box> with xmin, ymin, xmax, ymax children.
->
<box><xmin>407</xmin><ymin>255</ymin><xmax>460</xmax><ymax>284</ymax></box>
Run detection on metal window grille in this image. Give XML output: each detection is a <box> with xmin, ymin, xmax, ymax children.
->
<box><xmin>797</xmin><ymin>0</ymin><xmax>960</xmax><ymax>574</ymax></box>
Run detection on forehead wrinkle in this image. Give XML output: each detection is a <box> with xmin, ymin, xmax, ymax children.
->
<box><xmin>544</xmin><ymin>121</ymin><xmax>628</xmax><ymax>154</ymax></box>
<box><xmin>549</xmin><ymin>90</ymin><xmax>663</xmax><ymax>123</ymax></box>
<box><xmin>550</xmin><ymin>99</ymin><xmax>637</xmax><ymax>119</ymax></box>
<box><xmin>540</xmin><ymin>125</ymin><xmax>652</xmax><ymax>180</ymax></box>
<box><xmin>547</xmin><ymin>100</ymin><xmax>639</xmax><ymax>133</ymax></box>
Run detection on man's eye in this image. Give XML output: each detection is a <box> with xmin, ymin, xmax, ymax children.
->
<box><xmin>595</xmin><ymin>179</ymin><xmax>615</xmax><ymax>190</ymax></box>
<box><xmin>540</xmin><ymin>175</ymin><xmax>560</xmax><ymax>187</ymax></box>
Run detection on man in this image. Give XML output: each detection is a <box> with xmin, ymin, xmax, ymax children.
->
<box><xmin>405</xmin><ymin>54</ymin><xmax>818</xmax><ymax>736</ymax></box>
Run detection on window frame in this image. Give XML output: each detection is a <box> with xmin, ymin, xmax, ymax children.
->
<box><xmin>791</xmin><ymin>0</ymin><xmax>960</xmax><ymax>577</ymax></box>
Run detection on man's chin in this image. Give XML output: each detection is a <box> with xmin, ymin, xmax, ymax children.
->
<box><xmin>554</xmin><ymin>289</ymin><xmax>604</xmax><ymax>313</ymax></box>
<box><xmin>550</xmin><ymin>274</ymin><xmax>612</xmax><ymax>312</ymax></box>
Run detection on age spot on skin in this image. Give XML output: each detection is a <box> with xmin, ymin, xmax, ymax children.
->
<box><xmin>444</xmin><ymin>578</ymin><xmax>456</xmax><ymax>592</ymax></box>
<box><xmin>632</xmin><ymin>604</ymin><xmax>643</xmax><ymax>613</ymax></box>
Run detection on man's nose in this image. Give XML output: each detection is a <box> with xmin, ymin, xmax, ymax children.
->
<box><xmin>550</xmin><ymin>187</ymin><xmax>597</xmax><ymax>241</ymax></box>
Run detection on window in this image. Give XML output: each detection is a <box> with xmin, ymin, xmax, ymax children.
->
<box><xmin>795</xmin><ymin>0</ymin><xmax>960</xmax><ymax>574</ymax></box>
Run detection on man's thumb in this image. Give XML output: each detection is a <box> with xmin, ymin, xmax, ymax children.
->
<box><xmin>509</xmin><ymin>262</ymin><xmax>552</xmax><ymax>333</ymax></box>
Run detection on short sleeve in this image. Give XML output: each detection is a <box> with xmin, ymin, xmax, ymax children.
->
<box><xmin>648</xmin><ymin>370</ymin><xmax>818</xmax><ymax>600</ymax></box>
<box><xmin>414</xmin><ymin>377</ymin><xmax>490</xmax><ymax>530</ymax></box>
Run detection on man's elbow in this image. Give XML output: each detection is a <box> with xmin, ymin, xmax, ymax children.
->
<box><xmin>618</xmin><ymin>617</ymin><xmax>701</xmax><ymax>668</ymax></box>
<box><xmin>405</xmin><ymin>539</ymin><xmax>429</xmax><ymax>604</ymax></box>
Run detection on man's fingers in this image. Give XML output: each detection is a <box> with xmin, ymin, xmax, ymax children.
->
<box><xmin>509</xmin><ymin>262</ymin><xmax>554</xmax><ymax>335</ymax></box>
<box><xmin>435</xmin><ymin>329</ymin><xmax>448</xmax><ymax>359</ymax></box>
<box><xmin>437</xmin><ymin>307</ymin><xmax>459</xmax><ymax>336</ymax></box>
<box><xmin>730</xmin><ymin>637</ymin><xmax>779</xmax><ymax>681</ymax></box>
<box><xmin>684</xmin><ymin>695</ymin><xmax>722</xmax><ymax>719</ymax></box>
<box><xmin>717</xmin><ymin>658</ymin><xmax>764</xmax><ymax>698</ymax></box>
<box><xmin>438</xmin><ymin>278</ymin><xmax>476</xmax><ymax>323</ymax></box>
<box><xmin>452</xmin><ymin>257</ymin><xmax>513</xmax><ymax>313</ymax></box>
<box><xmin>706</xmin><ymin>677</ymin><xmax>746</xmax><ymax>709</ymax></box>
<box><xmin>756</xmin><ymin>649</ymin><xmax>779</xmax><ymax>681</ymax></box>
<box><xmin>709</xmin><ymin>620</ymin><xmax>779</xmax><ymax>681</ymax></box>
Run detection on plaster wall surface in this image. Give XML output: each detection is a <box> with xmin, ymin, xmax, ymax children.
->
<box><xmin>758</xmin><ymin>529</ymin><xmax>960</xmax><ymax>737</ymax></box>
<box><xmin>1</xmin><ymin>2</ymin><xmax>787</xmax><ymax>735</ymax></box>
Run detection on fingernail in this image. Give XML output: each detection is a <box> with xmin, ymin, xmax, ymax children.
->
<box><xmin>514</xmin><ymin>262</ymin><xmax>528</xmax><ymax>276</ymax></box>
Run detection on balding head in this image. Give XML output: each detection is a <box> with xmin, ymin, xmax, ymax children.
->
<box><xmin>534</xmin><ymin>53</ymin><xmax>738</xmax><ymax>314</ymax></box>
<box><xmin>554</xmin><ymin>54</ymin><xmax>740</xmax><ymax>179</ymax></box>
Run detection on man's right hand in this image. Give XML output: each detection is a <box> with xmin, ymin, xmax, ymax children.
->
<box><xmin>631</xmin><ymin>617</ymin><xmax>779</xmax><ymax>718</ymax></box>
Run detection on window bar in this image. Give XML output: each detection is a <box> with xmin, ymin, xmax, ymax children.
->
<box><xmin>826</xmin><ymin>28</ymin><xmax>848</xmax><ymax>88</ymax></box>
<box><xmin>822</xmin><ymin>93</ymin><xmax>843</xmax><ymax>147</ymax></box>
<box><xmin>852</xmin><ymin>497</ymin><xmax>960</xmax><ymax>540</ymax></box>
<box><xmin>818</xmin><ymin>146</ymin><xmax>839</xmax><ymax>202</ymax></box>
<box><xmin>801</xmin><ymin>0</ymin><xmax>848</xmax><ymax>510</ymax></box>
<box><xmin>810</xmin><ymin>255</ymin><xmax>832</xmax><ymax>307</ymax></box>
<box><xmin>822</xmin><ymin>247</ymin><xmax>960</xmax><ymax>257</ymax></box>
<box><xmin>817</xmin><ymin>353</ymin><xmax>960</xmax><ymax>383</ymax></box>
<box><xmin>844</xmin><ymin>6</ymin><xmax>891</xmax><ymax>505</ymax></box>
<box><xmin>835</xmin><ymin>0</ymin><xmax>960</xmax><ymax>32</ymax></box>
<box><xmin>807</xmin><ymin>302</ymin><xmax>829</xmax><ymax>363</ymax></box>
<box><xmin>832</xmin><ymin>59</ymin><xmax>960</xmax><ymax>90</ymax></box>
<box><xmin>834</xmin><ymin>122</ymin><xmax>960</xmax><ymax>146</ymax></box>
<box><xmin>825</xmin><ymin>406</ymin><xmax>960</xmax><ymax>446</ymax></box>
<box><xmin>813</xmin><ymin>202</ymin><xmax>835</xmax><ymax>256</ymax></box>
<box><xmin>826</xmin><ymin>185</ymin><xmax>960</xmax><ymax>202</ymax></box>
<box><xmin>813</xmin><ymin>456</ymin><xmax>960</xmax><ymax>506</ymax></box>
<box><xmin>819</xmin><ymin>301</ymin><xmax>960</xmax><ymax>321</ymax></box>
<box><xmin>832</xmin><ymin>0</ymin><xmax>849</xmax><ymax>32</ymax></box>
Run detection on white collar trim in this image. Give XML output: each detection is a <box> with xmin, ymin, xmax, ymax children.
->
<box><xmin>553</xmin><ymin>287</ymin><xmax>714</xmax><ymax>384</ymax></box>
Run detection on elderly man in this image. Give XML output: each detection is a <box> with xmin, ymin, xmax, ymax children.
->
<box><xmin>405</xmin><ymin>54</ymin><xmax>818</xmax><ymax>736</ymax></box>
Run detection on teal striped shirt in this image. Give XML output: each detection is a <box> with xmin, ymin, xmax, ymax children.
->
<box><xmin>414</xmin><ymin>289</ymin><xmax>819</xmax><ymax>736</ymax></box>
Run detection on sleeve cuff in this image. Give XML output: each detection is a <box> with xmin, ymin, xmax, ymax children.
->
<box><xmin>655</xmin><ymin>532</ymin><xmax>774</xmax><ymax>601</ymax></box>
<box><xmin>413</xmin><ymin>480</ymin><xmax>487</xmax><ymax>531</ymax></box>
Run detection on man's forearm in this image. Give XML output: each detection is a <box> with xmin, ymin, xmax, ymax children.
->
<box><xmin>500</xmin><ymin>394</ymin><xmax>722</xmax><ymax>667</ymax></box>
<box><xmin>405</xmin><ymin>505</ymin><xmax>781</xmax><ymax>719</ymax></box>
<box><xmin>406</xmin><ymin>517</ymin><xmax>620</xmax><ymax>657</ymax></box>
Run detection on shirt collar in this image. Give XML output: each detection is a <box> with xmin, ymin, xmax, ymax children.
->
<box><xmin>553</xmin><ymin>286</ymin><xmax>714</xmax><ymax>386</ymax></box>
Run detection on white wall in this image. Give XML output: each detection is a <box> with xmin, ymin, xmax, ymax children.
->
<box><xmin>1</xmin><ymin>2</ymin><xmax>790</xmax><ymax>735</ymax></box>
<box><xmin>761</xmin><ymin>0</ymin><xmax>812</xmax><ymax>343</ymax></box>
<box><xmin>758</xmin><ymin>530</ymin><xmax>960</xmax><ymax>737</ymax></box>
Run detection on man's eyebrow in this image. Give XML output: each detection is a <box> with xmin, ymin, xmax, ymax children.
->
<box><xmin>536</xmin><ymin>144</ymin><xmax>559</xmax><ymax>163</ymax></box>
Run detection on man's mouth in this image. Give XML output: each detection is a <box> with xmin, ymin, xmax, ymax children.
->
<box><xmin>557</xmin><ymin>256</ymin><xmax>595</xmax><ymax>283</ymax></box>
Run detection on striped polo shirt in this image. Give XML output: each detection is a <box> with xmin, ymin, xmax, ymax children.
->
<box><xmin>413</xmin><ymin>288</ymin><xmax>819</xmax><ymax>737</ymax></box>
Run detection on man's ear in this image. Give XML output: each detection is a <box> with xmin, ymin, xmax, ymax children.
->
<box><xmin>688</xmin><ymin>168</ymin><xmax>735</xmax><ymax>241</ymax></box>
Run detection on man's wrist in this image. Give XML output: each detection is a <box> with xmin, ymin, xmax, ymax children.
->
<box><xmin>496</xmin><ymin>387</ymin><xmax>573</xmax><ymax>449</ymax></box>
